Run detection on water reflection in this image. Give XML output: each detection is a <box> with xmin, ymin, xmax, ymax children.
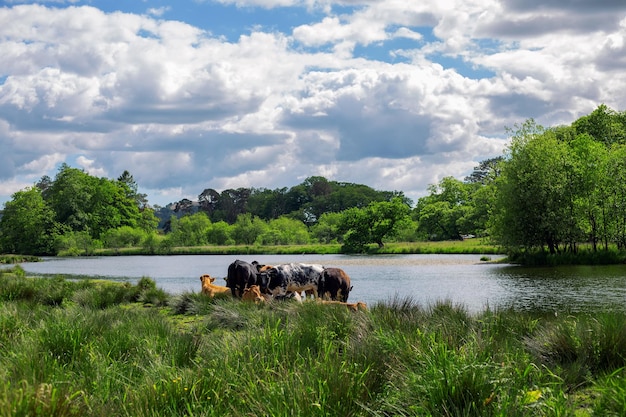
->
<box><xmin>494</xmin><ymin>265</ymin><xmax>626</xmax><ymax>313</ymax></box>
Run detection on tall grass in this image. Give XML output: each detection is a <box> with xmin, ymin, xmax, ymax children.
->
<box><xmin>2</xmin><ymin>268</ymin><xmax>626</xmax><ymax>416</ymax></box>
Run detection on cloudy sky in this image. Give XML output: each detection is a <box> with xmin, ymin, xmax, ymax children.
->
<box><xmin>1</xmin><ymin>0</ymin><xmax>625</xmax><ymax>208</ymax></box>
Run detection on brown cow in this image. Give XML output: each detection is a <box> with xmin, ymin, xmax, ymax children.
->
<box><xmin>200</xmin><ymin>274</ymin><xmax>230</xmax><ymax>297</ymax></box>
<box><xmin>319</xmin><ymin>267</ymin><xmax>352</xmax><ymax>302</ymax></box>
<box><xmin>242</xmin><ymin>285</ymin><xmax>267</xmax><ymax>303</ymax></box>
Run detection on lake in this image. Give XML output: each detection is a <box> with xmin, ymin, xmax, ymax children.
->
<box><xmin>19</xmin><ymin>254</ymin><xmax>626</xmax><ymax>313</ymax></box>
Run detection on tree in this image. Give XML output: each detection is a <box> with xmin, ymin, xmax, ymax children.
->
<box><xmin>259</xmin><ymin>217</ymin><xmax>310</xmax><ymax>245</ymax></box>
<box><xmin>47</xmin><ymin>164</ymin><xmax>94</xmax><ymax>232</ymax></box>
<box><xmin>573</xmin><ymin>104</ymin><xmax>626</xmax><ymax>146</ymax></box>
<box><xmin>198</xmin><ymin>188</ymin><xmax>221</xmax><ymax>216</ymax></box>
<box><xmin>45</xmin><ymin>164</ymin><xmax>142</xmax><ymax>239</ymax></box>
<box><xmin>415</xmin><ymin>177</ymin><xmax>474</xmax><ymax>240</ymax></box>
<box><xmin>338</xmin><ymin>198</ymin><xmax>411</xmax><ymax>252</ymax></box>
<box><xmin>311</xmin><ymin>212</ymin><xmax>344</xmax><ymax>244</ymax></box>
<box><xmin>464</xmin><ymin>157</ymin><xmax>503</xmax><ymax>184</ymax></box>
<box><xmin>492</xmin><ymin>120</ymin><xmax>576</xmax><ymax>254</ymax></box>
<box><xmin>231</xmin><ymin>213</ymin><xmax>268</xmax><ymax>245</ymax></box>
<box><xmin>168</xmin><ymin>212</ymin><xmax>212</xmax><ymax>246</ymax></box>
<box><xmin>117</xmin><ymin>170</ymin><xmax>148</xmax><ymax>209</ymax></box>
<box><xmin>208</xmin><ymin>221</ymin><xmax>233</xmax><ymax>245</ymax></box>
<box><xmin>0</xmin><ymin>187</ymin><xmax>60</xmax><ymax>255</ymax></box>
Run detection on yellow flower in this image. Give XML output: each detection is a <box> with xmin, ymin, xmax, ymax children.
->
<box><xmin>524</xmin><ymin>389</ymin><xmax>542</xmax><ymax>404</ymax></box>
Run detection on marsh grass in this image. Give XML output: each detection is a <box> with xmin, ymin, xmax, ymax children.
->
<box><xmin>2</xmin><ymin>267</ymin><xmax>626</xmax><ymax>416</ymax></box>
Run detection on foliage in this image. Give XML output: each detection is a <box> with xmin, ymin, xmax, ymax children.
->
<box><xmin>0</xmin><ymin>164</ymin><xmax>145</xmax><ymax>255</ymax></box>
<box><xmin>257</xmin><ymin>216</ymin><xmax>311</xmax><ymax>245</ymax></box>
<box><xmin>492</xmin><ymin>106</ymin><xmax>626</xmax><ymax>257</ymax></box>
<box><xmin>338</xmin><ymin>198</ymin><xmax>411</xmax><ymax>252</ymax></box>
<box><xmin>190</xmin><ymin>175</ymin><xmax>409</xmax><ymax>227</ymax></box>
<box><xmin>0</xmin><ymin>187</ymin><xmax>61</xmax><ymax>255</ymax></box>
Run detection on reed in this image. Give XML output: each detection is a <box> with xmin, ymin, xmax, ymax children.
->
<box><xmin>2</xmin><ymin>269</ymin><xmax>626</xmax><ymax>416</ymax></box>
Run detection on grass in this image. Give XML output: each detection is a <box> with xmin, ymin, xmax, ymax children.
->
<box><xmin>2</xmin><ymin>266</ymin><xmax>626</xmax><ymax>416</ymax></box>
<box><xmin>90</xmin><ymin>239</ymin><xmax>501</xmax><ymax>257</ymax></box>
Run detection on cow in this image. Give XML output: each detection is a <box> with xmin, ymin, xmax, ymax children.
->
<box><xmin>242</xmin><ymin>285</ymin><xmax>268</xmax><ymax>303</ymax></box>
<box><xmin>274</xmin><ymin>291</ymin><xmax>303</xmax><ymax>302</ymax></box>
<box><xmin>225</xmin><ymin>260</ymin><xmax>269</xmax><ymax>298</ymax></box>
<box><xmin>317</xmin><ymin>300</ymin><xmax>368</xmax><ymax>312</ymax></box>
<box><xmin>200</xmin><ymin>274</ymin><xmax>231</xmax><ymax>297</ymax></box>
<box><xmin>261</xmin><ymin>263</ymin><xmax>324</xmax><ymax>298</ymax></box>
<box><xmin>318</xmin><ymin>267</ymin><xmax>352</xmax><ymax>302</ymax></box>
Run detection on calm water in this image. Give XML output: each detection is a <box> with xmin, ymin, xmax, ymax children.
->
<box><xmin>19</xmin><ymin>254</ymin><xmax>626</xmax><ymax>313</ymax></box>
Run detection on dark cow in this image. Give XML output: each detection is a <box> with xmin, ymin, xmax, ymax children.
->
<box><xmin>225</xmin><ymin>260</ymin><xmax>268</xmax><ymax>298</ymax></box>
<box><xmin>319</xmin><ymin>267</ymin><xmax>352</xmax><ymax>302</ymax></box>
<box><xmin>261</xmin><ymin>263</ymin><xmax>324</xmax><ymax>298</ymax></box>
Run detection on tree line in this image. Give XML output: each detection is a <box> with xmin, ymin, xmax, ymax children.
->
<box><xmin>1</xmin><ymin>105</ymin><xmax>625</xmax><ymax>259</ymax></box>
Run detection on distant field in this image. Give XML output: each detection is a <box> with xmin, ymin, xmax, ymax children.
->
<box><xmin>94</xmin><ymin>239</ymin><xmax>501</xmax><ymax>256</ymax></box>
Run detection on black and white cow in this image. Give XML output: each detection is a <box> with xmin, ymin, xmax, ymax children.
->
<box><xmin>261</xmin><ymin>263</ymin><xmax>325</xmax><ymax>298</ymax></box>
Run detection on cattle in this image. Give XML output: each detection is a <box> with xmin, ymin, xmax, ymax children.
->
<box><xmin>274</xmin><ymin>291</ymin><xmax>303</xmax><ymax>302</ymax></box>
<box><xmin>242</xmin><ymin>285</ymin><xmax>269</xmax><ymax>303</ymax></box>
<box><xmin>319</xmin><ymin>267</ymin><xmax>352</xmax><ymax>302</ymax></box>
<box><xmin>317</xmin><ymin>300</ymin><xmax>368</xmax><ymax>311</ymax></box>
<box><xmin>200</xmin><ymin>274</ymin><xmax>231</xmax><ymax>297</ymax></box>
<box><xmin>261</xmin><ymin>263</ymin><xmax>324</xmax><ymax>298</ymax></box>
<box><xmin>225</xmin><ymin>260</ymin><xmax>268</xmax><ymax>298</ymax></box>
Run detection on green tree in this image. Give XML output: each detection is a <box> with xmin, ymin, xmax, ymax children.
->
<box><xmin>415</xmin><ymin>177</ymin><xmax>472</xmax><ymax>240</ymax></box>
<box><xmin>259</xmin><ymin>217</ymin><xmax>310</xmax><ymax>245</ymax></box>
<box><xmin>573</xmin><ymin>104</ymin><xmax>626</xmax><ymax>146</ymax></box>
<box><xmin>605</xmin><ymin>144</ymin><xmax>626</xmax><ymax>249</ymax></box>
<box><xmin>231</xmin><ymin>213</ymin><xmax>268</xmax><ymax>245</ymax></box>
<box><xmin>311</xmin><ymin>212</ymin><xmax>344</xmax><ymax>244</ymax></box>
<box><xmin>168</xmin><ymin>212</ymin><xmax>212</xmax><ymax>246</ymax></box>
<box><xmin>208</xmin><ymin>221</ymin><xmax>233</xmax><ymax>245</ymax></box>
<box><xmin>338</xmin><ymin>198</ymin><xmax>411</xmax><ymax>252</ymax></box>
<box><xmin>492</xmin><ymin>121</ymin><xmax>576</xmax><ymax>254</ymax></box>
<box><xmin>47</xmin><ymin>164</ymin><xmax>94</xmax><ymax>232</ymax></box>
<box><xmin>0</xmin><ymin>187</ymin><xmax>60</xmax><ymax>255</ymax></box>
<box><xmin>46</xmin><ymin>164</ymin><xmax>141</xmax><ymax>239</ymax></box>
<box><xmin>117</xmin><ymin>170</ymin><xmax>148</xmax><ymax>209</ymax></box>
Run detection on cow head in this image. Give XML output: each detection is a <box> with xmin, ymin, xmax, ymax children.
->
<box><xmin>257</xmin><ymin>266</ymin><xmax>278</xmax><ymax>294</ymax></box>
<box><xmin>200</xmin><ymin>274</ymin><xmax>215</xmax><ymax>284</ymax></box>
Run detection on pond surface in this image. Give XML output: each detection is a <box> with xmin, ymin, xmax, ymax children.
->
<box><xmin>19</xmin><ymin>254</ymin><xmax>626</xmax><ymax>313</ymax></box>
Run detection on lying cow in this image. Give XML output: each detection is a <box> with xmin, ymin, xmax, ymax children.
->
<box><xmin>261</xmin><ymin>263</ymin><xmax>324</xmax><ymax>298</ymax></box>
<box><xmin>225</xmin><ymin>260</ymin><xmax>269</xmax><ymax>298</ymax></box>
<box><xmin>242</xmin><ymin>285</ymin><xmax>269</xmax><ymax>303</ymax></box>
<box><xmin>200</xmin><ymin>274</ymin><xmax>230</xmax><ymax>297</ymax></box>
<box><xmin>317</xmin><ymin>300</ymin><xmax>368</xmax><ymax>312</ymax></box>
<box><xmin>319</xmin><ymin>267</ymin><xmax>352</xmax><ymax>302</ymax></box>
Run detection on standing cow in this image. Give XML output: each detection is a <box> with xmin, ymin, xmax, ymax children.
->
<box><xmin>225</xmin><ymin>260</ymin><xmax>268</xmax><ymax>298</ymax></box>
<box><xmin>261</xmin><ymin>263</ymin><xmax>324</xmax><ymax>298</ymax></box>
<box><xmin>319</xmin><ymin>267</ymin><xmax>352</xmax><ymax>302</ymax></box>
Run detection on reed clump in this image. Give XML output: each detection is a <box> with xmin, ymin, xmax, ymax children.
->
<box><xmin>1</xmin><ymin>266</ymin><xmax>626</xmax><ymax>416</ymax></box>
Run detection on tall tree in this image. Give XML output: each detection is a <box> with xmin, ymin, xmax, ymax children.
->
<box><xmin>492</xmin><ymin>120</ymin><xmax>575</xmax><ymax>254</ymax></box>
<box><xmin>117</xmin><ymin>170</ymin><xmax>148</xmax><ymax>209</ymax></box>
<box><xmin>0</xmin><ymin>187</ymin><xmax>60</xmax><ymax>255</ymax></box>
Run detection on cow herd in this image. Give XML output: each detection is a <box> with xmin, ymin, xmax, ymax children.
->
<box><xmin>200</xmin><ymin>259</ymin><xmax>367</xmax><ymax>310</ymax></box>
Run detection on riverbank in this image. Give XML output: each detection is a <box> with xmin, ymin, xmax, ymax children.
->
<box><xmin>91</xmin><ymin>239</ymin><xmax>502</xmax><ymax>256</ymax></box>
<box><xmin>2</xmin><ymin>266</ymin><xmax>625</xmax><ymax>416</ymax></box>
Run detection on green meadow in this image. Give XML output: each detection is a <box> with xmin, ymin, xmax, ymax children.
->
<box><xmin>1</xmin><ymin>265</ymin><xmax>626</xmax><ymax>416</ymax></box>
<box><xmin>91</xmin><ymin>239</ymin><xmax>502</xmax><ymax>257</ymax></box>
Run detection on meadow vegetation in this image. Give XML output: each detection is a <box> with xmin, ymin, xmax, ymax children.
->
<box><xmin>2</xmin><ymin>265</ymin><xmax>626</xmax><ymax>416</ymax></box>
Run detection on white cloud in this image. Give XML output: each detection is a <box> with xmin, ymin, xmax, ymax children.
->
<box><xmin>0</xmin><ymin>1</ymin><xmax>625</xmax><ymax>208</ymax></box>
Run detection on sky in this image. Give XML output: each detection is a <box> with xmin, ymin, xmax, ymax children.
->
<box><xmin>1</xmin><ymin>0</ymin><xmax>625</xmax><ymax>208</ymax></box>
